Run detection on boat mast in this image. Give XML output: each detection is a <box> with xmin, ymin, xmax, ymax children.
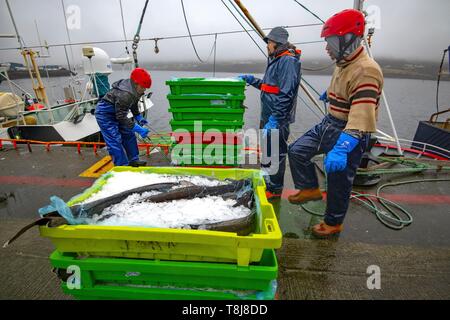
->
<box><xmin>354</xmin><ymin>0</ymin><xmax>403</xmax><ymax>155</ymax></box>
<box><xmin>60</xmin><ymin>0</ymin><xmax>76</xmax><ymax>74</ymax></box>
<box><xmin>5</xmin><ymin>0</ymin><xmax>50</xmax><ymax>110</ymax></box>
<box><xmin>34</xmin><ymin>19</ymin><xmax>57</xmax><ymax>104</ymax></box>
<box><xmin>353</xmin><ymin>0</ymin><xmax>364</xmax><ymax>11</ymax></box>
<box><xmin>20</xmin><ymin>49</ymin><xmax>50</xmax><ymax>107</ymax></box>
<box><xmin>4</xmin><ymin>0</ymin><xmax>23</xmax><ymax>52</ymax></box>
<box><xmin>232</xmin><ymin>0</ymin><xmax>324</xmax><ymax>115</ymax></box>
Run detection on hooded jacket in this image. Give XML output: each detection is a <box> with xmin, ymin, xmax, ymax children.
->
<box><xmin>101</xmin><ymin>79</ymin><xmax>142</xmax><ymax>128</ymax></box>
<box><xmin>248</xmin><ymin>44</ymin><xmax>302</xmax><ymax>126</ymax></box>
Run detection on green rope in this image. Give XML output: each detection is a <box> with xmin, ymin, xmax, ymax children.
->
<box><xmin>356</xmin><ymin>156</ymin><xmax>450</xmax><ymax>176</ymax></box>
<box><xmin>299</xmin><ymin>178</ymin><xmax>450</xmax><ymax>230</ymax></box>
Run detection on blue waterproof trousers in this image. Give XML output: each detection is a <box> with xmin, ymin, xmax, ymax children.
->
<box><xmin>95</xmin><ymin>100</ymin><xmax>139</xmax><ymax>166</ymax></box>
<box><xmin>261</xmin><ymin>123</ymin><xmax>290</xmax><ymax>192</ymax></box>
<box><xmin>288</xmin><ymin>114</ymin><xmax>370</xmax><ymax>226</ymax></box>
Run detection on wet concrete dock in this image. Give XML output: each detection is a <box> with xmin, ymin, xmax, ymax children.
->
<box><xmin>1</xmin><ymin>144</ymin><xmax>449</xmax><ymax>299</ymax></box>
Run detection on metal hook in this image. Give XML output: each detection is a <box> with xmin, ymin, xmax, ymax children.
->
<box><xmin>154</xmin><ymin>38</ymin><xmax>160</xmax><ymax>54</ymax></box>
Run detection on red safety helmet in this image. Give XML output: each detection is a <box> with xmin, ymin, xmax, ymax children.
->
<box><xmin>130</xmin><ymin>68</ymin><xmax>152</xmax><ymax>89</ymax></box>
<box><xmin>321</xmin><ymin>9</ymin><xmax>365</xmax><ymax>38</ymax></box>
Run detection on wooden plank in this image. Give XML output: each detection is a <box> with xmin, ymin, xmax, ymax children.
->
<box><xmin>79</xmin><ymin>156</ymin><xmax>113</xmax><ymax>178</ymax></box>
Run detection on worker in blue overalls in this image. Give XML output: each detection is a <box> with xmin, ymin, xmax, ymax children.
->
<box><xmin>239</xmin><ymin>27</ymin><xmax>302</xmax><ymax>199</ymax></box>
<box><xmin>95</xmin><ymin>68</ymin><xmax>151</xmax><ymax>167</ymax></box>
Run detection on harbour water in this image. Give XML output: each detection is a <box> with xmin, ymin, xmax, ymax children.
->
<box><xmin>2</xmin><ymin>69</ymin><xmax>450</xmax><ymax>141</ymax></box>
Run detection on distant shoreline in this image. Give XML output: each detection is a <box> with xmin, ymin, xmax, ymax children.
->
<box><xmin>4</xmin><ymin>69</ymin><xmax>75</xmax><ymax>80</ymax></box>
<box><xmin>141</xmin><ymin>60</ymin><xmax>450</xmax><ymax>81</ymax></box>
<box><xmin>3</xmin><ymin>60</ymin><xmax>447</xmax><ymax>82</ymax></box>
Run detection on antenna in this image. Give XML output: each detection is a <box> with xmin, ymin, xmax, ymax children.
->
<box><xmin>82</xmin><ymin>47</ymin><xmax>99</xmax><ymax>98</ymax></box>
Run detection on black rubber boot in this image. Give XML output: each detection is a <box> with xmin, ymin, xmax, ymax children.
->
<box><xmin>128</xmin><ymin>160</ymin><xmax>147</xmax><ymax>167</ymax></box>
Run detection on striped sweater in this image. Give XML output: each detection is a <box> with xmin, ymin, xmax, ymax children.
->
<box><xmin>327</xmin><ymin>46</ymin><xmax>384</xmax><ymax>133</ymax></box>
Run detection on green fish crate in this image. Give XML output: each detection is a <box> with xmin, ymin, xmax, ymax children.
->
<box><xmin>169</xmin><ymin>107</ymin><xmax>245</xmax><ymax>122</ymax></box>
<box><xmin>172</xmin><ymin>155</ymin><xmax>243</xmax><ymax>167</ymax></box>
<box><xmin>61</xmin><ymin>284</ymin><xmax>277</xmax><ymax>300</ymax></box>
<box><xmin>167</xmin><ymin>94</ymin><xmax>245</xmax><ymax>109</ymax></box>
<box><xmin>166</xmin><ymin>78</ymin><xmax>246</xmax><ymax>96</ymax></box>
<box><xmin>171</xmin><ymin>143</ymin><xmax>243</xmax><ymax>167</ymax></box>
<box><xmin>170</xmin><ymin>119</ymin><xmax>244</xmax><ymax>133</ymax></box>
<box><xmin>172</xmin><ymin>132</ymin><xmax>243</xmax><ymax>145</ymax></box>
<box><xmin>50</xmin><ymin>250</ymin><xmax>278</xmax><ymax>300</ymax></box>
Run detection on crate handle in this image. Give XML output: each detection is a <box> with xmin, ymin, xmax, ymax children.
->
<box><xmin>265</xmin><ymin>219</ymin><xmax>275</xmax><ymax>233</ymax></box>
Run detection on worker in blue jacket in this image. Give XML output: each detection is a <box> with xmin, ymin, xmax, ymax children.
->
<box><xmin>95</xmin><ymin>68</ymin><xmax>151</xmax><ymax>167</ymax></box>
<box><xmin>239</xmin><ymin>27</ymin><xmax>302</xmax><ymax>199</ymax></box>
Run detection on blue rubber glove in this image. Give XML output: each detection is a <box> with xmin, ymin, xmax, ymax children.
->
<box><xmin>319</xmin><ymin>90</ymin><xmax>329</xmax><ymax>103</ymax></box>
<box><xmin>263</xmin><ymin>115</ymin><xmax>278</xmax><ymax>130</ymax></box>
<box><xmin>135</xmin><ymin>114</ymin><xmax>148</xmax><ymax>126</ymax></box>
<box><xmin>238</xmin><ymin>74</ymin><xmax>255</xmax><ymax>84</ymax></box>
<box><xmin>324</xmin><ymin>132</ymin><xmax>360</xmax><ymax>173</ymax></box>
<box><xmin>132</xmin><ymin>123</ymin><xmax>149</xmax><ymax>139</ymax></box>
<box><xmin>262</xmin><ymin>115</ymin><xmax>278</xmax><ymax>137</ymax></box>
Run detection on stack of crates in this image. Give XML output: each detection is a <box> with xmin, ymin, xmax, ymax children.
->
<box><xmin>42</xmin><ymin>167</ymin><xmax>283</xmax><ymax>300</ymax></box>
<box><xmin>166</xmin><ymin>77</ymin><xmax>246</xmax><ymax>167</ymax></box>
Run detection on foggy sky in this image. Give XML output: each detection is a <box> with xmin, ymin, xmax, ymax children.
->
<box><xmin>1</xmin><ymin>0</ymin><xmax>449</xmax><ymax>66</ymax></box>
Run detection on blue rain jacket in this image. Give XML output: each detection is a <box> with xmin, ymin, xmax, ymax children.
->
<box><xmin>101</xmin><ymin>79</ymin><xmax>142</xmax><ymax>129</ymax></box>
<box><xmin>249</xmin><ymin>48</ymin><xmax>302</xmax><ymax>126</ymax></box>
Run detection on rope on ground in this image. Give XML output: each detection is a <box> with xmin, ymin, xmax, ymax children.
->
<box><xmin>356</xmin><ymin>156</ymin><xmax>450</xmax><ymax>175</ymax></box>
<box><xmin>299</xmin><ymin>178</ymin><xmax>450</xmax><ymax>230</ymax></box>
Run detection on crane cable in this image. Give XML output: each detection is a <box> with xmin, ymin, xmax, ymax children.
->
<box><xmin>221</xmin><ymin>0</ymin><xmax>326</xmax><ymax>114</ymax></box>
<box><xmin>132</xmin><ymin>0</ymin><xmax>150</xmax><ymax>68</ymax></box>
<box><xmin>0</xmin><ymin>24</ymin><xmax>324</xmax><ymax>52</ymax></box>
<box><xmin>292</xmin><ymin>0</ymin><xmax>324</xmax><ymax>23</ymax></box>
<box><xmin>118</xmin><ymin>0</ymin><xmax>130</xmax><ymax>56</ymax></box>
<box><xmin>180</xmin><ymin>0</ymin><xmax>206</xmax><ymax>63</ymax></box>
<box><xmin>291</xmin><ymin>1</ymin><xmax>334</xmax><ymax>72</ymax></box>
<box><xmin>220</xmin><ymin>0</ymin><xmax>267</xmax><ymax>57</ymax></box>
<box><xmin>180</xmin><ymin>0</ymin><xmax>219</xmax><ymax>65</ymax></box>
<box><xmin>227</xmin><ymin>0</ymin><xmax>267</xmax><ymax>48</ymax></box>
<box><xmin>302</xmin><ymin>62</ymin><xmax>335</xmax><ymax>72</ymax></box>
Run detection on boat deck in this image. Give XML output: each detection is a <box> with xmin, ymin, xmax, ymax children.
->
<box><xmin>1</xmin><ymin>144</ymin><xmax>449</xmax><ymax>299</ymax></box>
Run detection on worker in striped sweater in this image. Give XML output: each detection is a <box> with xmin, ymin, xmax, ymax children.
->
<box><xmin>288</xmin><ymin>9</ymin><xmax>384</xmax><ymax>237</ymax></box>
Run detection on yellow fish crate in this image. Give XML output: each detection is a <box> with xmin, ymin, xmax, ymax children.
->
<box><xmin>39</xmin><ymin>167</ymin><xmax>282</xmax><ymax>266</ymax></box>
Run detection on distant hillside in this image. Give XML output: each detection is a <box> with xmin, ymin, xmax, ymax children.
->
<box><xmin>143</xmin><ymin>59</ymin><xmax>450</xmax><ymax>81</ymax></box>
